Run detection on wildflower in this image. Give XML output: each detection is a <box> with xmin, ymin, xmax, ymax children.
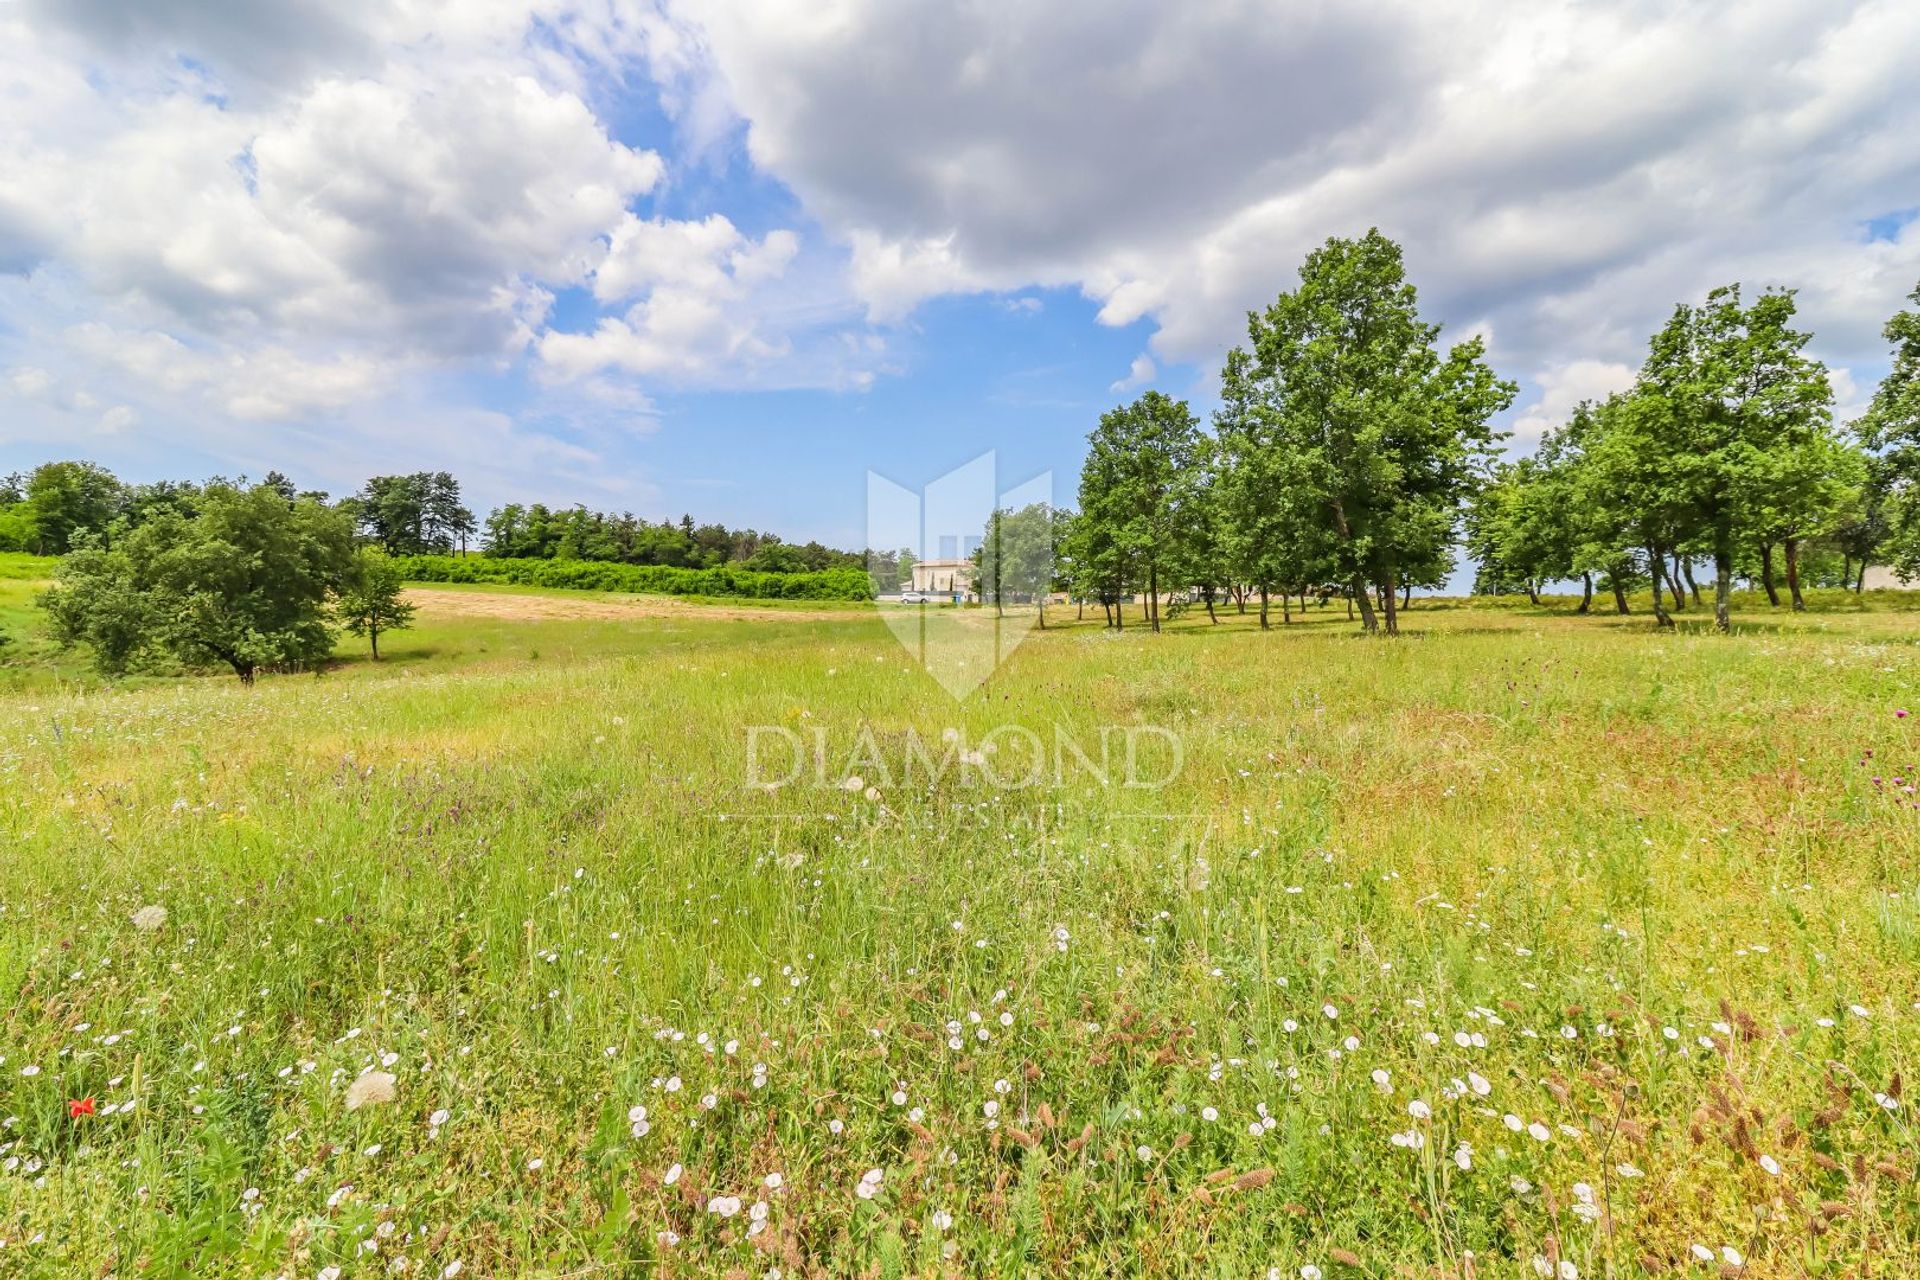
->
<box><xmin>1759</xmin><ymin>1154</ymin><xmax>1781</xmax><ymax>1176</ymax></box>
<box><xmin>429</xmin><ymin>1109</ymin><xmax>450</xmax><ymax>1128</ymax></box>
<box><xmin>931</xmin><ymin>1208</ymin><xmax>953</xmax><ymax>1231</ymax></box>
<box><xmin>1302</xmin><ymin>1268</ymin><xmax>1324</xmax><ymax>1280</ymax></box>
<box><xmin>709</xmin><ymin>1195</ymin><xmax>742</xmax><ymax>1216</ymax></box>
<box><xmin>1453</xmin><ymin>1143</ymin><xmax>1473</xmax><ymax>1170</ymax></box>
<box><xmin>131</xmin><ymin>906</ymin><xmax>168</xmax><ymax>932</ymax></box>
<box><xmin>1371</xmin><ymin>1069</ymin><xmax>1392</xmax><ymax>1091</ymax></box>
<box><xmin>526</xmin><ymin>1158</ymin><xmax>543</xmax><ymax>1172</ymax></box>
<box><xmin>67</xmin><ymin>1097</ymin><xmax>95</xmax><ymax>1119</ymax></box>
<box><xmin>1527</xmin><ymin>1121</ymin><xmax>1551</xmax><ymax>1142</ymax></box>
<box><xmin>665</xmin><ymin>1163</ymin><xmax>683</xmax><ymax>1185</ymax></box>
<box><xmin>345</xmin><ymin>1072</ymin><xmax>398</xmax><ymax>1111</ymax></box>
<box><xmin>1407</xmin><ymin>1100</ymin><xmax>1431</xmax><ymax>1120</ymax></box>
<box><xmin>1201</xmin><ymin>1106</ymin><xmax>1219</xmax><ymax>1122</ymax></box>
<box><xmin>855</xmin><ymin>1168</ymin><xmax>884</xmax><ymax>1200</ymax></box>
<box><xmin>441</xmin><ymin>1264</ymin><xmax>463</xmax><ymax>1279</ymax></box>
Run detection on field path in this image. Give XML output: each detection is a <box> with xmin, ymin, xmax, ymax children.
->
<box><xmin>403</xmin><ymin>585</ymin><xmax>870</xmax><ymax>623</ymax></box>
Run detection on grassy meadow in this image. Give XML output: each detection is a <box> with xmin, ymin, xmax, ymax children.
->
<box><xmin>1</xmin><ymin>564</ymin><xmax>1918</xmax><ymax>1277</ymax></box>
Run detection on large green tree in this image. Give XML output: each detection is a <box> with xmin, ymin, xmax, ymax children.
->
<box><xmin>44</xmin><ymin>481</ymin><xmax>356</xmax><ymax>683</ymax></box>
<box><xmin>1638</xmin><ymin>285</ymin><xmax>1834</xmax><ymax>630</ymax></box>
<box><xmin>1079</xmin><ymin>391</ymin><xmax>1202</xmax><ymax>633</ymax></box>
<box><xmin>22</xmin><ymin>460</ymin><xmax>125</xmax><ymax>555</ymax></box>
<box><xmin>1228</xmin><ymin>230</ymin><xmax>1514</xmax><ymax>634</ymax></box>
<box><xmin>1859</xmin><ymin>282</ymin><xmax>1920</xmax><ymax>580</ymax></box>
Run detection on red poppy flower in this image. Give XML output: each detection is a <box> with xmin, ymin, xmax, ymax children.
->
<box><xmin>68</xmin><ymin>1097</ymin><xmax>95</xmax><ymax>1119</ymax></box>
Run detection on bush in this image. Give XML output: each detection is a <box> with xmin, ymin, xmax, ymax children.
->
<box><xmin>393</xmin><ymin>555</ymin><xmax>873</xmax><ymax>602</ymax></box>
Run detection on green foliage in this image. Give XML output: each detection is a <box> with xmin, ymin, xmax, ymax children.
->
<box><xmin>41</xmin><ymin>481</ymin><xmax>356</xmax><ymax>681</ymax></box>
<box><xmin>975</xmin><ymin>502</ymin><xmax>1059</xmax><ymax>622</ymax></box>
<box><xmin>1218</xmin><ymin>229</ymin><xmax>1515</xmax><ymax>633</ymax></box>
<box><xmin>335</xmin><ymin>546</ymin><xmax>418</xmax><ymax>659</ymax></box>
<box><xmin>1079</xmin><ymin>390</ymin><xmax>1204</xmax><ymax>632</ymax></box>
<box><xmin>22</xmin><ymin>459</ymin><xmax>126</xmax><ymax>555</ymax></box>
<box><xmin>395</xmin><ymin>553</ymin><xmax>874</xmax><ymax>600</ymax></box>
<box><xmin>353</xmin><ymin>472</ymin><xmax>476</xmax><ymax>555</ymax></box>
<box><xmin>1861</xmin><ymin>282</ymin><xmax>1920</xmax><ymax>580</ymax></box>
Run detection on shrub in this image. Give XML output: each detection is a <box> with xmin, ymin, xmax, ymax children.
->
<box><xmin>393</xmin><ymin>555</ymin><xmax>873</xmax><ymax>602</ymax></box>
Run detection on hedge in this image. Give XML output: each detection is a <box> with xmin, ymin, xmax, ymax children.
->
<box><xmin>393</xmin><ymin>555</ymin><xmax>874</xmax><ymax>602</ymax></box>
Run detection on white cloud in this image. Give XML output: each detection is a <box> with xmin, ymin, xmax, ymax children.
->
<box><xmin>0</xmin><ymin>0</ymin><xmax>877</xmax><ymax>480</ymax></box>
<box><xmin>657</xmin><ymin>0</ymin><xmax>1920</xmax><ymax>404</ymax></box>
<box><xmin>1110</xmin><ymin>353</ymin><xmax>1155</xmax><ymax>394</ymax></box>
<box><xmin>1507</xmin><ymin>359</ymin><xmax>1637</xmax><ymax>450</ymax></box>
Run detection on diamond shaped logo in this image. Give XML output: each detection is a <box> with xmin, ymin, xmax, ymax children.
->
<box><xmin>867</xmin><ymin>451</ymin><xmax>1051</xmax><ymax>699</ymax></box>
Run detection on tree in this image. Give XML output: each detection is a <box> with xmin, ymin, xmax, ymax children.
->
<box><xmin>1229</xmin><ymin>230</ymin><xmax>1514</xmax><ymax>634</ymax></box>
<box><xmin>357</xmin><ymin>474</ymin><xmax>432</xmax><ymax>554</ymax></box>
<box><xmin>43</xmin><ymin>481</ymin><xmax>355</xmax><ymax>683</ymax></box>
<box><xmin>976</xmin><ymin>503</ymin><xmax>1058</xmax><ymax>626</ymax></box>
<box><xmin>1859</xmin><ymin>281</ymin><xmax>1920</xmax><ymax>581</ymax></box>
<box><xmin>1080</xmin><ymin>391</ymin><xmax>1202</xmax><ymax>633</ymax></box>
<box><xmin>23</xmin><ymin>461</ymin><xmax>125</xmax><ymax>555</ymax></box>
<box><xmin>1215</xmin><ymin>346</ymin><xmax>1338</xmax><ymax>627</ymax></box>
<box><xmin>337</xmin><ymin>546</ymin><xmax>417</xmax><ymax>660</ymax></box>
<box><xmin>1638</xmin><ymin>285</ymin><xmax>1834</xmax><ymax>630</ymax></box>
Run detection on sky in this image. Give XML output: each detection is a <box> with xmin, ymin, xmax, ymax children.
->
<box><xmin>2</xmin><ymin>0</ymin><xmax>1918</xmax><ymax>556</ymax></box>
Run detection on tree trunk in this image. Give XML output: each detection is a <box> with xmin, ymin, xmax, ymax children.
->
<box><xmin>1148</xmin><ymin>563</ymin><xmax>1160</xmax><ymax>633</ymax></box>
<box><xmin>1713</xmin><ymin>542</ymin><xmax>1733</xmax><ymax>633</ymax></box>
<box><xmin>1648</xmin><ymin>547</ymin><xmax>1674</xmax><ymax>628</ymax></box>
<box><xmin>1841</xmin><ymin>554</ymin><xmax>1852</xmax><ymax>590</ymax></box>
<box><xmin>1037</xmin><ymin>598</ymin><xmax>1046</xmax><ymax>630</ymax></box>
<box><xmin>1203</xmin><ymin>588</ymin><xmax>1216</xmax><ymax>624</ymax></box>
<box><xmin>1281</xmin><ymin>589</ymin><xmax>1291</xmax><ymax>625</ymax></box>
<box><xmin>1784</xmin><ymin>536</ymin><xmax>1806</xmax><ymax>611</ymax></box>
<box><xmin>1381</xmin><ymin>570</ymin><xmax>1399</xmax><ymax>636</ymax></box>
<box><xmin>1759</xmin><ymin>543</ymin><xmax>1780</xmax><ymax>606</ymax></box>
<box><xmin>1578</xmin><ymin>572</ymin><xmax>1592</xmax><ymax>614</ymax></box>
<box><xmin>1352</xmin><ymin>577</ymin><xmax>1378</xmax><ymax>632</ymax></box>
<box><xmin>1346</xmin><ymin>590</ymin><xmax>1354</xmax><ymax>622</ymax></box>
<box><xmin>1682</xmin><ymin>558</ymin><xmax>1702</xmax><ymax>605</ymax></box>
<box><xmin>1611</xmin><ymin>570</ymin><xmax>1630</xmax><ymax>615</ymax></box>
<box><xmin>370</xmin><ymin>627</ymin><xmax>380</xmax><ymax>660</ymax></box>
<box><xmin>1259</xmin><ymin>585</ymin><xmax>1270</xmax><ymax>630</ymax></box>
<box><xmin>1662</xmin><ymin>559</ymin><xmax>1687</xmax><ymax>611</ymax></box>
<box><xmin>1857</xmin><ymin>560</ymin><xmax>1868</xmax><ymax>593</ymax></box>
<box><xmin>1114</xmin><ymin>596</ymin><xmax>1123</xmax><ymax>630</ymax></box>
<box><xmin>1526</xmin><ymin>579</ymin><xmax>1540</xmax><ymax>606</ymax></box>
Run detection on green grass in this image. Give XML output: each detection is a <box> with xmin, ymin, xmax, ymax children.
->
<box><xmin>1</xmin><ymin>584</ymin><xmax>1919</xmax><ymax>1276</ymax></box>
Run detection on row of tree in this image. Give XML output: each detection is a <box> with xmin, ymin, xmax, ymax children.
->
<box><xmin>1467</xmin><ymin>282</ymin><xmax>1920</xmax><ymax>627</ymax></box>
<box><xmin>0</xmin><ymin>463</ymin><xmax>874</xmax><ymax>572</ymax></box>
<box><xmin>480</xmin><ymin>503</ymin><xmax>868</xmax><ymax>573</ymax></box>
<box><xmin>42</xmin><ymin>480</ymin><xmax>417</xmax><ymax>682</ymax></box>
<box><xmin>969</xmin><ymin>233</ymin><xmax>1920</xmax><ymax>635</ymax></box>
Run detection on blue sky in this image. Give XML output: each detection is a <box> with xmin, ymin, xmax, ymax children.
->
<box><xmin>2</xmin><ymin>0</ymin><xmax>1917</xmax><ymax>561</ymax></box>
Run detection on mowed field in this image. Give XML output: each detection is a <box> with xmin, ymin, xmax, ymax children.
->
<box><xmin>2</xmin><ymin>569</ymin><xmax>1919</xmax><ymax>1278</ymax></box>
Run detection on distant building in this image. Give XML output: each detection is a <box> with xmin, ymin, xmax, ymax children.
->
<box><xmin>910</xmin><ymin>558</ymin><xmax>975</xmax><ymax>599</ymax></box>
<box><xmin>1861</xmin><ymin>566</ymin><xmax>1914</xmax><ymax>590</ymax></box>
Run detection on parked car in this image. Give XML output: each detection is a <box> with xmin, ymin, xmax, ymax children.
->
<box><xmin>899</xmin><ymin>590</ymin><xmax>928</xmax><ymax>603</ymax></box>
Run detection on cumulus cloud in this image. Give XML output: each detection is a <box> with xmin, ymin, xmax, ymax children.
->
<box><xmin>656</xmin><ymin>0</ymin><xmax>1920</xmax><ymax>433</ymax></box>
<box><xmin>1110</xmin><ymin>353</ymin><xmax>1155</xmax><ymax>395</ymax></box>
<box><xmin>0</xmin><ymin>0</ymin><xmax>884</xmax><ymax>486</ymax></box>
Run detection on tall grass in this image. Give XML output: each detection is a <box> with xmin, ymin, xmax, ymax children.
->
<box><xmin>0</xmin><ymin>594</ymin><xmax>1916</xmax><ymax>1276</ymax></box>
